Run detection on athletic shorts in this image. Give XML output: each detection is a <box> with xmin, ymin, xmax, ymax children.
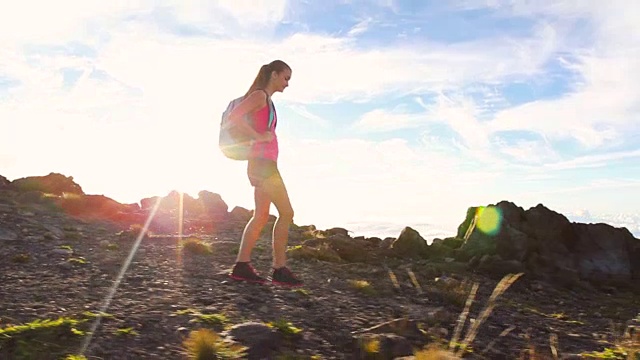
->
<box><xmin>247</xmin><ymin>158</ymin><xmax>282</xmax><ymax>187</ymax></box>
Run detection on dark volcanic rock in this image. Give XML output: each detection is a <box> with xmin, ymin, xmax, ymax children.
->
<box><xmin>198</xmin><ymin>190</ymin><xmax>228</xmax><ymax>220</ymax></box>
<box><xmin>390</xmin><ymin>227</ymin><xmax>430</xmax><ymax>258</ymax></box>
<box><xmin>11</xmin><ymin>172</ymin><xmax>84</xmax><ymax>195</ymax></box>
<box><xmin>458</xmin><ymin>201</ymin><xmax>640</xmax><ymax>284</ymax></box>
<box><xmin>0</xmin><ymin>175</ymin><xmax>10</xmax><ymax>189</ymax></box>
<box><xmin>573</xmin><ymin>223</ymin><xmax>640</xmax><ymax>283</ymax></box>
<box><xmin>223</xmin><ymin>322</ymin><xmax>283</xmax><ymax>358</ymax></box>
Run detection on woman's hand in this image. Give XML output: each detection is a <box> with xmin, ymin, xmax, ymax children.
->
<box><xmin>256</xmin><ymin>132</ymin><xmax>275</xmax><ymax>143</ymax></box>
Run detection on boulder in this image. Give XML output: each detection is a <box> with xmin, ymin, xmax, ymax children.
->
<box><xmin>390</xmin><ymin>227</ymin><xmax>430</xmax><ymax>258</ymax></box>
<box><xmin>198</xmin><ymin>190</ymin><xmax>228</xmax><ymax>219</ymax></box>
<box><xmin>223</xmin><ymin>322</ymin><xmax>282</xmax><ymax>358</ymax></box>
<box><xmin>573</xmin><ymin>223</ymin><xmax>640</xmax><ymax>283</ymax></box>
<box><xmin>229</xmin><ymin>206</ymin><xmax>253</xmax><ymax>222</ymax></box>
<box><xmin>11</xmin><ymin>173</ymin><xmax>84</xmax><ymax>195</ymax></box>
<box><xmin>140</xmin><ymin>196</ymin><xmax>160</xmax><ymax>210</ymax></box>
<box><xmin>55</xmin><ymin>194</ymin><xmax>143</xmax><ymax>224</ymax></box>
<box><xmin>429</xmin><ymin>237</ymin><xmax>464</xmax><ymax>260</ymax></box>
<box><xmin>288</xmin><ymin>243</ymin><xmax>343</xmax><ymax>263</ymax></box>
<box><xmin>458</xmin><ymin>201</ymin><xmax>640</xmax><ymax>284</ymax></box>
<box><xmin>303</xmin><ymin>234</ymin><xmax>373</xmax><ymax>263</ymax></box>
<box><xmin>317</xmin><ymin>227</ymin><xmax>350</xmax><ymax>237</ymax></box>
<box><xmin>524</xmin><ymin>204</ymin><xmax>580</xmax><ymax>270</ymax></box>
<box><xmin>151</xmin><ymin>190</ymin><xmax>202</xmax><ymax>216</ymax></box>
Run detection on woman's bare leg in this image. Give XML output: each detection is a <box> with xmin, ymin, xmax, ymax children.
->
<box><xmin>236</xmin><ymin>186</ymin><xmax>271</xmax><ymax>263</ymax></box>
<box><xmin>259</xmin><ymin>174</ymin><xmax>294</xmax><ymax>268</ymax></box>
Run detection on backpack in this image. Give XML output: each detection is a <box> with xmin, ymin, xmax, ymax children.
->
<box><xmin>218</xmin><ymin>90</ymin><xmax>275</xmax><ymax>160</ymax></box>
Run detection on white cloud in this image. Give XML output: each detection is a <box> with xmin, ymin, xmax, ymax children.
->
<box><xmin>406</xmin><ymin>2</ymin><xmax>640</xmax><ymax>152</ymax></box>
<box><xmin>352</xmin><ymin>108</ymin><xmax>423</xmax><ymax>132</ymax></box>
<box><xmin>0</xmin><ymin>1</ymin><xmax>156</xmax><ymax>48</ymax></box>
<box><xmin>1</xmin><ymin>2</ymin><xmax>565</xmax><ymax>108</ymax></box>
<box><xmin>172</xmin><ymin>0</ymin><xmax>288</xmax><ymax>32</ymax></box>
<box><xmin>275</xmin><ymin>21</ymin><xmax>560</xmax><ymax>103</ymax></box>
<box><xmin>488</xmin><ymin>54</ymin><xmax>638</xmax><ymax>148</ymax></box>
<box><xmin>286</xmin><ymin>104</ymin><xmax>331</xmax><ymax>128</ymax></box>
<box><xmin>496</xmin><ymin>139</ymin><xmax>558</xmax><ymax>165</ymax></box>
<box><xmin>0</xmin><ymin>1</ymin><xmax>288</xmax><ymax>47</ymax></box>
<box><xmin>347</xmin><ymin>17</ymin><xmax>373</xmax><ymax>37</ymax></box>
<box><xmin>542</xmin><ymin>149</ymin><xmax>640</xmax><ymax>171</ymax></box>
<box><xmin>423</xmin><ymin>94</ymin><xmax>491</xmax><ymax>150</ymax></box>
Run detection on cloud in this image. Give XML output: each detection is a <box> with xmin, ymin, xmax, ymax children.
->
<box><xmin>286</xmin><ymin>104</ymin><xmax>331</xmax><ymax>128</ymax></box>
<box><xmin>347</xmin><ymin>17</ymin><xmax>373</xmax><ymax>37</ymax></box>
<box><xmin>352</xmin><ymin>108</ymin><xmax>423</xmax><ymax>132</ymax></box>
<box><xmin>1</xmin><ymin>1</ymin><xmax>565</xmax><ymax>109</ymax></box>
<box><xmin>171</xmin><ymin>0</ymin><xmax>288</xmax><ymax>33</ymax></box>
<box><xmin>0</xmin><ymin>1</ymin><xmax>129</xmax><ymax>45</ymax></box>
<box><xmin>526</xmin><ymin>178</ymin><xmax>640</xmax><ymax>196</ymax></box>
<box><xmin>0</xmin><ymin>1</ymin><xmax>288</xmax><ymax>47</ymax></box>
<box><xmin>495</xmin><ymin>138</ymin><xmax>558</xmax><ymax>165</ymax></box>
<box><xmin>423</xmin><ymin>94</ymin><xmax>492</xmax><ymax>150</ymax></box>
<box><xmin>276</xmin><ymin>20</ymin><xmax>560</xmax><ymax>103</ymax></box>
<box><xmin>487</xmin><ymin>51</ymin><xmax>639</xmax><ymax>147</ymax></box>
<box><xmin>542</xmin><ymin>149</ymin><xmax>640</xmax><ymax>171</ymax></box>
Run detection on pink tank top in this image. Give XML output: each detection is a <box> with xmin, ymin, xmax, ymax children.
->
<box><xmin>250</xmin><ymin>101</ymin><xmax>278</xmax><ymax>161</ymax></box>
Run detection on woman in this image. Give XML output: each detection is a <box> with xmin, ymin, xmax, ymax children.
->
<box><xmin>226</xmin><ymin>60</ymin><xmax>302</xmax><ymax>287</ymax></box>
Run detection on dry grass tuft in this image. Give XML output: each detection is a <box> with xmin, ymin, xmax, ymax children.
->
<box><xmin>348</xmin><ymin>279</ymin><xmax>378</xmax><ymax>296</ymax></box>
<box><xmin>182</xmin><ymin>237</ymin><xmax>213</xmax><ymax>255</ymax></box>
<box><xmin>183</xmin><ymin>328</ymin><xmax>246</xmax><ymax>360</ymax></box>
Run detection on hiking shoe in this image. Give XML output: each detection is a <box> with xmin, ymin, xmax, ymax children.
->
<box><xmin>229</xmin><ymin>262</ymin><xmax>267</xmax><ymax>284</ymax></box>
<box><xmin>271</xmin><ymin>266</ymin><xmax>303</xmax><ymax>287</ymax></box>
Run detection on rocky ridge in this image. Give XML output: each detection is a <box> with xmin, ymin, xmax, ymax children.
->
<box><xmin>0</xmin><ymin>173</ymin><xmax>638</xmax><ymax>359</ymax></box>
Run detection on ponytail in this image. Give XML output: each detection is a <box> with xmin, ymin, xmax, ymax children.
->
<box><xmin>245</xmin><ymin>64</ymin><xmax>272</xmax><ymax>97</ymax></box>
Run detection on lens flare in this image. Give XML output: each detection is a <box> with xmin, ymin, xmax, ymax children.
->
<box><xmin>475</xmin><ymin>206</ymin><xmax>502</xmax><ymax>236</ymax></box>
<box><xmin>79</xmin><ymin>196</ymin><xmax>162</xmax><ymax>355</ymax></box>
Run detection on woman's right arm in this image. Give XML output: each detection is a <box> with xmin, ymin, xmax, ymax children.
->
<box><xmin>227</xmin><ymin>91</ymin><xmax>272</xmax><ymax>142</ymax></box>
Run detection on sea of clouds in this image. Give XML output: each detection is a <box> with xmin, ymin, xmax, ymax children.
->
<box><xmin>326</xmin><ymin>212</ymin><xmax>640</xmax><ymax>243</ymax></box>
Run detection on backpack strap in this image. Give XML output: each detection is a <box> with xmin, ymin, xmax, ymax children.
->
<box><xmin>260</xmin><ymin>89</ymin><xmax>276</xmax><ymax>130</ymax></box>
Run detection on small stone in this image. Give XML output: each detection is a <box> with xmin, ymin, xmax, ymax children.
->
<box><xmin>434</xmin><ymin>327</ymin><xmax>449</xmax><ymax>338</ymax></box>
<box><xmin>0</xmin><ymin>228</ymin><xmax>18</xmax><ymax>241</ymax></box>
<box><xmin>531</xmin><ymin>282</ymin><xmax>544</xmax><ymax>291</ymax></box>
<box><xmin>42</xmin><ymin>224</ymin><xmax>65</xmax><ymax>239</ymax></box>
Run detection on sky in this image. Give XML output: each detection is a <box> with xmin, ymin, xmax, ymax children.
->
<box><xmin>1</xmin><ymin>0</ymin><xmax>639</xmax><ymax>239</ymax></box>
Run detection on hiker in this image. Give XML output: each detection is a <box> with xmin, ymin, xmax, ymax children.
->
<box><xmin>225</xmin><ymin>60</ymin><xmax>303</xmax><ymax>287</ymax></box>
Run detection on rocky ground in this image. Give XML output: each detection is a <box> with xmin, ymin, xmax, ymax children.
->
<box><xmin>1</xmin><ymin>198</ymin><xmax>638</xmax><ymax>359</ymax></box>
